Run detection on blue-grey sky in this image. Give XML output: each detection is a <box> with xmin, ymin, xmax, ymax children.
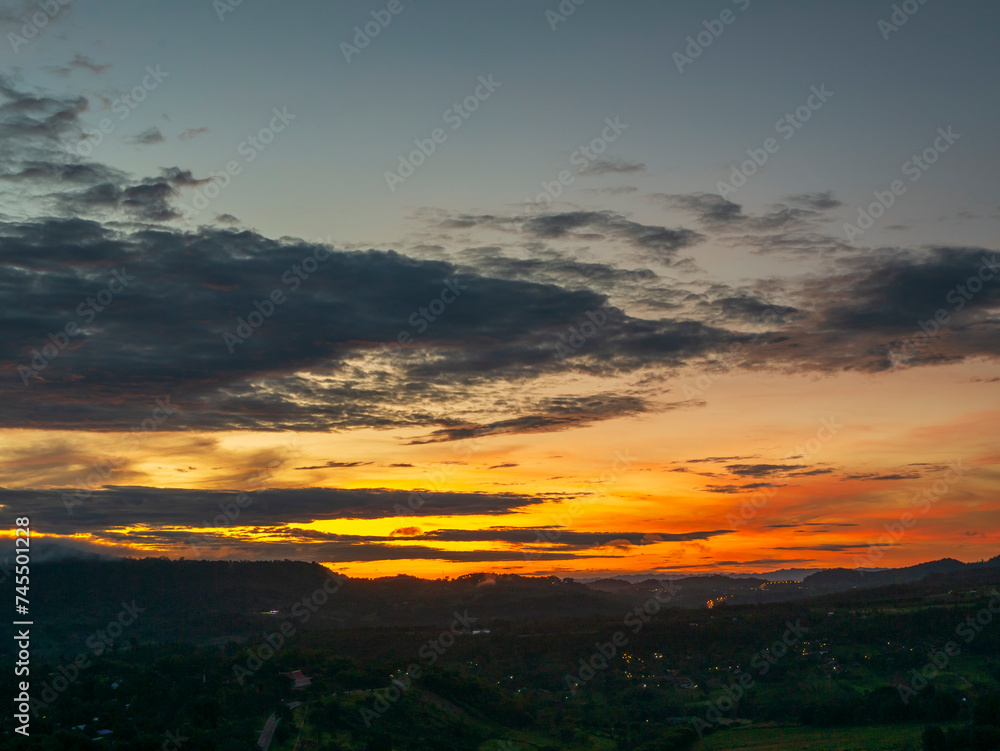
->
<box><xmin>4</xmin><ymin>0</ymin><xmax>998</xmax><ymax>250</ymax></box>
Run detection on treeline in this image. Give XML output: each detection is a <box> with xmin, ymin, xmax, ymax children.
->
<box><xmin>921</xmin><ymin>690</ymin><xmax>1000</xmax><ymax>749</ymax></box>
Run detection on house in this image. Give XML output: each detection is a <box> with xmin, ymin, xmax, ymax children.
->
<box><xmin>283</xmin><ymin>669</ymin><xmax>312</xmax><ymax>689</ymax></box>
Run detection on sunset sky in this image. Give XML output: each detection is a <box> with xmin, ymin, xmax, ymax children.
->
<box><xmin>1</xmin><ymin>0</ymin><xmax>998</xmax><ymax>578</ymax></box>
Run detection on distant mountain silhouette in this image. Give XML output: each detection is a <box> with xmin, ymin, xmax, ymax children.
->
<box><xmin>5</xmin><ymin>554</ymin><xmax>997</xmax><ymax>658</ymax></box>
<box><xmin>803</xmin><ymin>557</ymin><xmax>971</xmax><ymax>590</ymax></box>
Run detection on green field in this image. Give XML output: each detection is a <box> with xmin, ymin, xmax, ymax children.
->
<box><xmin>697</xmin><ymin>723</ymin><xmax>931</xmax><ymax>750</ymax></box>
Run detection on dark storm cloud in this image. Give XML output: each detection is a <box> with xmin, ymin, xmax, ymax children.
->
<box><xmin>774</xmin><ymin>544</ymin><xmax>866</xmax><ymax>552</ymax></box>
<box><xmin>0</xmin><ymin>0</ymin><xmax>72</xmax><ymax>24</ymax></box>
<box><xmin>817</xmin><ymin>247</ymin><xmax>1000</xmax><ymax>331</ymax></box>
<box><xmin>724</xmin><ymin>463</ymin><xmax>805</xmax><ymax>477</ymax></box>
<box><xmin>3</xmin><ymin>224</ymin><xmax>998</xmax><ymax>432</ymax></box>
<box><xmin>736</xmin><ymin>230</ymin><xmax>854</xmax><ymax>256</ymax></box>
<box><xmin>656</xmin><ymin>192</ymin><xmax>853</xmax><ymax>256</ymax></box>
<box><xmin>1</xmin><ymin>160</ymin><xmax>124</xmax><ymax>185</ymax></box>
<box><xmin>842</xmin><ymin>472</ymin><xmax>922</xmax><ymax>481</ymax></box>
<box><xmin>658</xmin><ymin>193</ymin><xmax>744</xmax><ymax>225</ymax></box>
<box><xmin>657</xmin><ymin>192</ymin><xmax>825</xmax><ymax>231</ymax></box>
<box><xmin>522</xmin><ymin>211</ymin><xmax>701</xmax><ymax>260</ymax></box>
<box><xmin>659</xmin><ymin>559</ymin><xmax>814</xmax><ymax>569</ymax></box>
<box><xmin>417</xmin><ymin>528</ymin><xmax>732</xmax><ymax>548</ymax></box>
<box><xmin>0</xmin><ymin>77</ymin><xmax>213</xmax><ymax>225</ymax></box>
<box><xmin>52</xmin><ymin>175</ymin><xmax>181</xmax><ymax>220</ymax></box>
<box><xmin>437</xmin><ymin>210</ymin><xmax>703</xmax><ymax>263</ymax></box>
<box><xmin>49</xmin><ymin>54</ymin><xmax>111</xmax><ymax>77</ymax></box>
<box><xmin>700</xmin><ymin>295</ymin><xmax>801</xmax><ymax>325</ymax></box>
<box><xmin>786</xmin><ymin>191</ymin><xmax>843</xmax><ymax>211</ymax></box>
<box><xmin>454</xmin><ymin>246</ymin><xmax>665</xmax><ymax>296</ymax></box>
<box><xmin>685</xmin><ymin>455</ymin><xmax>757</xmax><ymax>464</ymax></box>
<box><xmin>0</xmin><ymin>74</ymin><xmax>87</xmax><ymax>145</ymax></box>
<box><xmin>765</xmin><ymin>523</ymin><xmax>858</xmax><ymax>529</ymax></box>
<box><xmin>4</xmin><ymin>220</ymin><xmax>695</xmax><ymax>433</ymax></box>
<box><xmin>1</xmin><ymin>78</ymin><xmax>998</xmax><ymax>437</ymax></box>
<box><xmin>578</xmin><ymin>158</ymin><xmax>646</xmax><ymax>177</ymax></box>
<box><xmin>1</xmin><ymin>485</ymin><xmax>733</xmax><ymax>562</ymax></box>
<box><xmin>268</xmin><ymin>545</ymin><xmax>593</xmax><ymax>563</ymax></box>
<box><xmin>703</xmin><ymin>484</ymin><xmax>781</xmax><ymax>494</ymax></box>
<box><xmin>124</xmin><ymin>126</ymin><xmax>165</xmax><ymax>145</ymax></box>
<box><xmin>294</xmin><ymin>461</ymin><xmax>373</xmax><ymax>470</ymax></box>
<box><xmin>759</xmin><ymin>246</ymin><xmax>1000</xmax><ymax>372</ymax></box>
<box><xmin>407</xmin><ymin>395</ymin><xmax>649</xmax><ymax>444</ymax></box>
<box><xmin>89</xmin><ymin>527</ymin><xmax>602</xmax><ymax>563</ymax></box>
<box><xmin>0</xmin><ymin>486</ymin><xmax>548</xmax><ymax>535</ymax></box>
